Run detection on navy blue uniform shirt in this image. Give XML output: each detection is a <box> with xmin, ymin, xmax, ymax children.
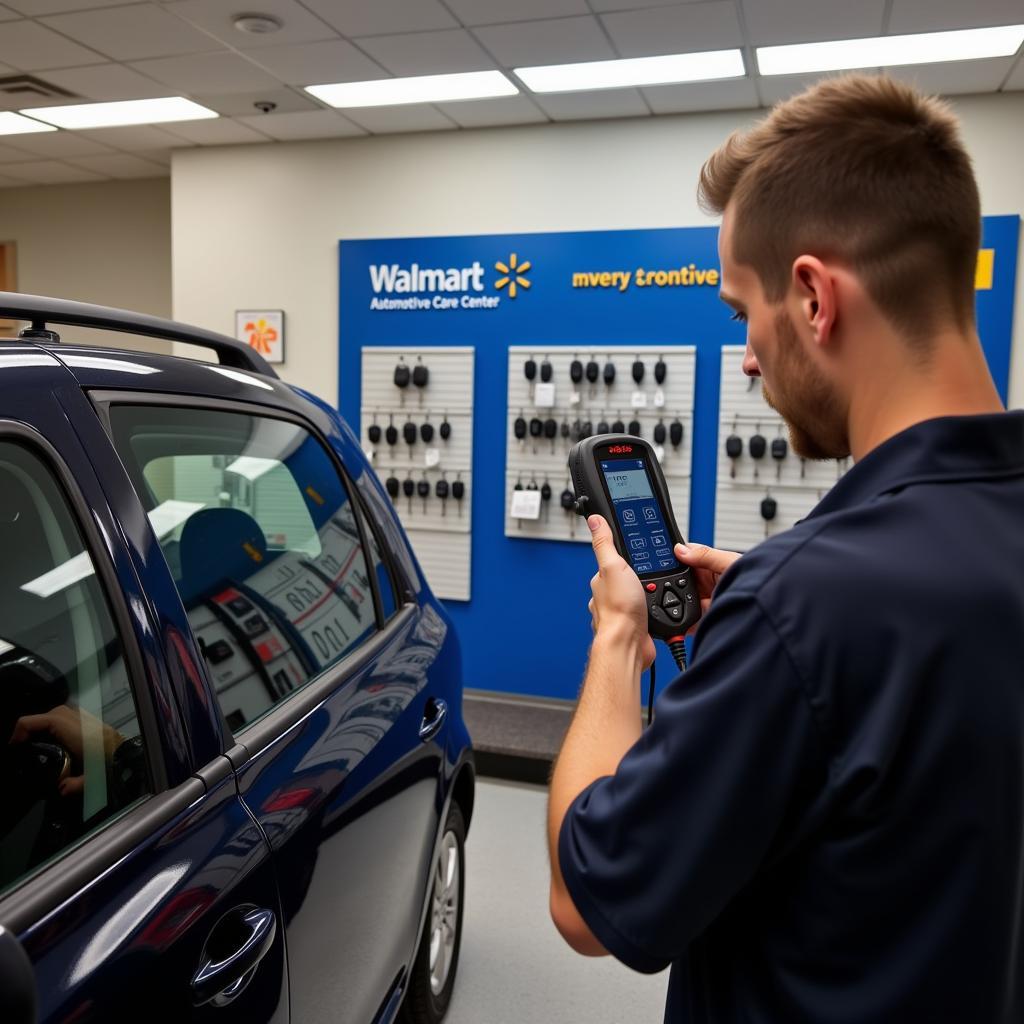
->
<box><xmin>560</xmin><ymin>412</ymin><xmax>1024</xmax><ymax>1023</ymax></box>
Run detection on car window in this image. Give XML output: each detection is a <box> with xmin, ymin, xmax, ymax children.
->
<box><xmin>108</xmin><ymin>405</ymin><xmax>377</xmax><ymax>734</ymax></box>
<box><xmin>0</xmin><ymin>441</ymin><xmax>150</xmax><ymax>896</ymax></box>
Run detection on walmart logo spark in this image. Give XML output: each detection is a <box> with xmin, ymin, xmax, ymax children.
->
<box><xmin>495</xmin><ymin>253</ymin><xmax>531</xmax><ymax>299</ymax></box>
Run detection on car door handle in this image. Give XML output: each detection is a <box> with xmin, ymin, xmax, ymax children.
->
<box><xmin>191</xmin><ymin>907</ymin><xmax>277</xmax><ymax>1007</ymax></box>
<box><xmin>419</xmin><ymin>698</ymin><xmax>448</xmax><ymax>742</ymax></box>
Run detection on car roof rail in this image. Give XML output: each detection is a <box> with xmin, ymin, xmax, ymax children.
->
<box><xmin>0</xmin><ymin>291</ymin><xmax>279</xmax><ymax>379</ymax></box>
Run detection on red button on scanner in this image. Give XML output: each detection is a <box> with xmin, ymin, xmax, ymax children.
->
<box><xmin>646</xmin><ymin>583</ymin><xmax>657</xmax><ymax>592</ymax></box>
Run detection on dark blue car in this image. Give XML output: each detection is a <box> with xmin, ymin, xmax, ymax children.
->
<box><xmin>0</xmin><ymin>294</ymin><xmax>474</xmax><ymax>1024</ymax></box>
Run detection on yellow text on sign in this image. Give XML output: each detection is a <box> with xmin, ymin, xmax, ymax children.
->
<box><xmin>975</xmin><ymin>249</ymin><xmax>994</xmax><ymax>291</ymax></box>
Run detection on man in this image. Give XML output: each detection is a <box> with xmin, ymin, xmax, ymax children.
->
<box><xmin>548</xmin><ymin>73</ymin><xmax>1024</xmax><ymax>1022</ymax></box>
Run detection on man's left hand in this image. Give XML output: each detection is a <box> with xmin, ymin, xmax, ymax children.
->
<box><xmin>587</xmin><ymin>514</ymin><xmax>656</xmax><ymax>669</ymax></box>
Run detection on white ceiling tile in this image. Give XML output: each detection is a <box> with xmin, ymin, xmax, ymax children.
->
<box><xmin>755</xmin><ymin>71</ymin><xmax>837</xmax><ymax>106</ymax></box>
<box><xmin>0</xmin><ymin>20</ymin><xmax>104</xmax><ymax>69</ymax></box>
<box><xmin>476</xmin><ymin>16</ymin><xmax>616</xmax><ymax>67</ymax></box>
<box><xmin>886</xmin><ymin>57</ymin><xmax>1017</xmax><ymax>95</ymax></box>
<box><xmin>532</xmin><ymin>87</ymin><xmax>650</xmax><ymax>121</ymax></box>
<box><xmin>159</xmin><ymin>116</ymin><xmax>272</xmax><ymax>144</ymax></box>
<box><xmin>888</xmin><ymin>0</ymin><xmax>1024</xmax><ymax>34</ymax></box>
<box><xmin>129</xmin><ymin>52</ymin><xmax>282</xmax><ymax>94</ymax></box>
<box><xmin>0</xmin><ymin>4</ymin><xmax>19</xmax><ymax>19</ymax></box>
<box><xmin>445</xmin><ymin>0</ymin><xmax>589</xmax><ymax>27</ymax></box>
<box><xmin>1</xmin><ymin>129</ymin><xmax>113</xmax><ymax>156</ymax></box>
<box><xmin>343</xmin><ymin>103</ymin><xmax>457</xmax><ymax>133</ymax></box>
<box><xmin>602</xmin><ymin>2</ymin><xmax>742</xmax><ymax>57</ymax></box>
<box><xmin>68</xmin><ymin>151</ymin><xmax>165</xmax><ymax>176</ymax></box>
<box><xmin>0</xmin><ymin>172</ymin><xmax>28</xmax><ymax>185</ymax></box>
<box><xmin>41</xmin><ymin>5</ymin><xmax>217</xmax><ymax>61</ymax></box>
<box><xmin>2</xmin><ymin>158</ymin><xmax>105</xmax><ymax>182</ymax></box>
<box><xmin>247</xmin><ymin>40</ymin><xmax>386</xmax><ymax>86</ymax></box>
<box><xmin>235</xmin><ymin>109</ymin><xmax>366</xmax><ymax>139</ymax></box>
<box><xmin>5</xmin><ymin>0</ymin><xmax>144</xmax><ymax>13</ymax></box>
<box><xmin>42</xmin><ymin>62</ymin><xmax>169</xmax><ymax>100</ymax></box>
<box><xmin>644</xmin><ymin>77</ymin><xmax>760</xmax><ymax>113</ymax></box>
<box><xmin>78</xmin><ymin>123</ymin><xmax>192</xmax><ymax>149</ymax></box>
<box><xmin>436</xmin><ymin>94</ymin><xmax>547</xmax><ymax>127</ymax></box>
<box><xmin>743</xmin><ymin>0</ymin><xmax>886</xmax><ymax>47</ymax></box>
<box><xmin>358</xmin><ymin>29</ymin><xmax>496</xmax><ymax>76</ymax></box>
<box><xmin>195</xmin><ymin>89</ymin><xmax>320</xmax><ymax>116</ymax></box>
<box><xmin>1005</xmin><ymin>56</ymin><xmax>1024</xmax><ymax>89</ymax></box>
<box><xmin>139</xmin><ymin>147</ymin><xmax>170</xmax><ymax>164</ymax></box>
<box><xmin>166</xmin><ymin>0</ymin><xmax>338</xmax><ymax>50</ymax></box>
<box><xmin>0</xmin><ymin>141</ymin><xmax>35</xmax><ymax>161</ymax></box>
<box><xmin>299</xmin><ymin>0</ymin><xmax>456</xmax><ymax>37</ymax></box>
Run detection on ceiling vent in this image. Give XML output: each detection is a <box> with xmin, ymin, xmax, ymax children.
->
<box><xmin>0</xmin><ymin>75</ymin><xmax>78</xmax><ymax>102</ymax></box>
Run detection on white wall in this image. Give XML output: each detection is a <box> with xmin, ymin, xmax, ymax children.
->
<box><xmin>0</xmin><ymin>177</ymin><xmax>172</xmax><ymax>353</ymax></box>
<box><xmin>171</xmin><ymin>92</ymin><xmax>1024</xmax><ymax>408</ymax></box>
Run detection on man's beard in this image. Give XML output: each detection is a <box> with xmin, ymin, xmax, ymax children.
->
<box><xmin>760</xmin><ymin>311</ymin><xmax>850</xmax><ymax>460</ymax></box>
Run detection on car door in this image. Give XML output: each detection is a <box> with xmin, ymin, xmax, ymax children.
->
<box><xmin>0</xmin><ymin>354</ymin><xmax>288</xmax><ymax>1023</ymax></box>
<box><xmin>99</xmin><ymin>394</ymin><xmax>450</xmax><ymax>1024</ymax></box>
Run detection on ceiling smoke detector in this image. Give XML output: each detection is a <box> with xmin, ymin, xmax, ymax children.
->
<box><xmin>233</xmin><ymin>13</ymin><xmax>282</xmax><ymax>34</ymax></box>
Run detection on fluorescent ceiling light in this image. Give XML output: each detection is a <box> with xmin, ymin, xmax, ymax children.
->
<box><xmin>757</xmin><ymin>24</ymin><xmax>1024</xmax><ymax>76</ymax></box>
<box><xmin>0</xmin><ymin>111</ymin><xmax>57</xmax><ymax>136</ymax></box>
<box><xmin>227</xmin><ymin>456</ymin><xmax>278</xmax><ymax>482</ymax></box>
<box><xmin>148</xmin><ymin>500</ymin><xmax>205</xmax><ymax>540</ymax></box>
<box><xmin>20</xmin><ymin>97</ymin><xmax>218</xmax><ymax>130</ymax></box>
<box><xmin>23</xmin><ymin>551</ymin><xmax>94</xmax><ymax>599</ymax></box>
<box><xmin>306</xmin><ymin>70</ymin><xmax>517</xmax><ymax>107</ymax></box>
<box><xmin>515</xmin><ymin>50</ymin><xmax>745</xmax><ymax>93</ymax></box>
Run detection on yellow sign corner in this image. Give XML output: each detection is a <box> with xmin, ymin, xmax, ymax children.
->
<box><xmin>975</xmin><ymin>249</ymin><xmax>994</xmax><ymax>291</ymax></box>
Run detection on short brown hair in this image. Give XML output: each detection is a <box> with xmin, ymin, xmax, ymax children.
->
<box><xmin>699</xmin><ymin>74</ymin><xmax>981</xmax><ymax>341</ymax></box>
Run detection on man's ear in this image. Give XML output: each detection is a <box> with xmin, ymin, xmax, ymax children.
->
<box><xmin>792</xmin><ymin>255</ymin><xmax>836</xmax><ymax>347</ymax></box>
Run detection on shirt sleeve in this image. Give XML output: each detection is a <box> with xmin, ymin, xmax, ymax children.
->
<box><xmin>558</xmin><ymin>589</ymin><xmax>827</xmax><ymax>973</ymax></box>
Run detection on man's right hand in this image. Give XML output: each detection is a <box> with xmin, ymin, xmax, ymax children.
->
<box><xmin>673</xmin><ymin>542</ymin><xmax>741</xmax><ymax>633</ymax></box>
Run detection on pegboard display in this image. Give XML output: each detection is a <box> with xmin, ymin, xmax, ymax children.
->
<box><xmin>714</xmin><ymin>346</ymin><xmax>852</xmax><ymax>551</ymax></box>
<box><xmin>361</xmin><ymin>347</ymin><xmax>473</xmax><ymax>601</ymax></box>
<box><xmin>504</xmin><ymin>346</ymin><xmax>696</xmax><ymax>542</ymax></box>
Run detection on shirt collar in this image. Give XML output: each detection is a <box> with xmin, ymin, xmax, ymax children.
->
<box><xmin>805</xmin><ymin>411</ymin><xmax>1024</xmax><ymax>520</ymax></box>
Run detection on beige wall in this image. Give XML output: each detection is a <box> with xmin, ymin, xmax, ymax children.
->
<box><xmin>0</xmin><ymin>177</ymin><xmax>171</xmax><ymax>353</ymax></box>
<box><xmin>168</xmin><ymin>91</ymin><xmax>1020</xmax><ymax>409</ymax></box>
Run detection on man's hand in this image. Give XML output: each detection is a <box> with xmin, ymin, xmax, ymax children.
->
<box><xmin>587</xmin><ymin>515</ymin><xmax>656</xmax><ymax>670</ymax></box>
<box><xmin>10</xmin><ymin>704</ymin><xmax>123</xmax><ymax>798</ymax></box>
<box><xmin>673</xmin><ymin>541</ymin><xmax>741</xmax><ymax>632</ymax></box>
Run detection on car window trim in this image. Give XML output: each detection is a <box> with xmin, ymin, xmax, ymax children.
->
<box><xmin>0</xmin><ymin>419</ymin><xmax>169</xmax><ymax>794</ymax></box>
<box><xmin>89</xmin><ymin>389</ymin><xmax>403</xmax><ymax>628</ymax></box>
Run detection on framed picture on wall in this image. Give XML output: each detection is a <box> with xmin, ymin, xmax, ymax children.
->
<box><xmin>235</xmin><ymin>309</ymin><xmax>285</xmax><ymax>364</ymax></box>
<box><xmin>0</xmin><ymin>242</ymin><xmax>17</xmax><ymax>338</ymax></box>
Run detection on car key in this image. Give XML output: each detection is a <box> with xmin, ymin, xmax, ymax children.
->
<box><xmin>417</xmin><ymin>477</ymin><xmax>430</xmax><ymax>514</ymax></box>
<box><xmin>420</xmin><ymin>420</ymin><xmax>434</xmax><ymax>444</ymax></box>
<box><xmin>385</xmin><ymin>476</ymin><xmax>400</xmax><ymax>500</ymax></box>
<box><xmin>654</xmin><ymin>357</ymin><xmax>667</xmax><ymax>385</ymax></box>
<box><xmin>749</xmin><ymin>429</ymin><xmax>766</xmax><ymax>480</ymax></box>
<box><xmin>632</xmin><ymin>358</ymin><xmax>645</xmax><ymax>385</ymax></box>
<box><xmin>403</xmin><ymin>476</ymin><xmax>415</xmax><ymax>514</ymax></box>
<box><xmin>452</xmin><ymin>475</ymin><xmax>465</xmax><ymax>516</ymax></box>
<box><xmin>670</xmin><ymin>419</ymin><xmax>684</xmax><ymax>449</ymax></box>
<box><xmin>435</xmin><ymin>476</ymin><xmax>449</xmax><ymax>516</ymax></box>
<box><xmin>771</xmin><ymin>435</ymin><xmax>787</xmax><ymax>479</ymax></box>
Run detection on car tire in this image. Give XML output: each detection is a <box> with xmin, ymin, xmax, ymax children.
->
<box><xmin>401</xmin><ymin>802</ymin><xmax>466</xmax><ymax>1024</ymax></box>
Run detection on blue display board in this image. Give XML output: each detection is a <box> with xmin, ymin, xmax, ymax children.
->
<box><xmin>340</xmin><ymin>217</ymin><xmax>1019</xmax><ymax>700</ymax></box>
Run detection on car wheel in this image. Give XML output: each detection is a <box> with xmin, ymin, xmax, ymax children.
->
<box><xmin>401</xmin><ymin>802</ymin><xmax>466</xmax><ymax>1024</ymax></box>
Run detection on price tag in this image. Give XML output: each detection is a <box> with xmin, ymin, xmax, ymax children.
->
<box><xmin>511</xmin><ymin>489</ymin><xmax>542</xmax><ymax>520</ymax></box>
<box><xmin>569</xmin><ymin>390</ymin><xmax>582</xmax><ymax>406</ymax></box>
<box><xmin>631</xmin><ymin>390</ymin><xmax>648</xmax><ymax>409</ymax></box>
<box><xmin>534</xmin><ymin>382</ymin><xmax>556</xmax><ymax>408</ymax></box>
<box><xmin>424</xmin><ymin>448</ymin><xmax>441</xmax><ymax>468</ymax></box>
<box><xmin>654</xmin><ymin>388</ymin><xmax>666</xmax><ymax>408</ymax></box>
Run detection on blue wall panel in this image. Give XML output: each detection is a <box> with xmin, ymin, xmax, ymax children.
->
<box><xmin>340</xmin><ymin>218</ymin><xmax>1018</xmax><ymax>700</ymax></box>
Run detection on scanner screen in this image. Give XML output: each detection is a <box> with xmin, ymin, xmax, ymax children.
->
<box><xmin>600</xmin><ymin>459</ymin><xmax>676</xmax><ymax>575</ymax></box>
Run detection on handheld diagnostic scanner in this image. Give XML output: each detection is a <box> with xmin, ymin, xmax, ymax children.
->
<box><xmin>569</xmin><ymin>434</ymin><xmax>700</xmax><ymax>667</ymax></box>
